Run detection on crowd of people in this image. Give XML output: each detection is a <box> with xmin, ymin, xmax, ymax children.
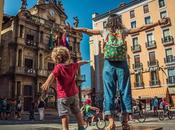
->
<box><xmin>0</xmin><ymin>95</ymin><xmax>47</xmax><ymax>121</ymax></box>
<box><xmin>0</xmin><ymin>97</ymin><xmax>22</xmax><ymax>120</ymax></box>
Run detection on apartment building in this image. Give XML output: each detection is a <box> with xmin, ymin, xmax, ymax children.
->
<box><xmin>90</xmin><ymin>0</ymin><xmax>175</xmax><ymax>108</ymax></box>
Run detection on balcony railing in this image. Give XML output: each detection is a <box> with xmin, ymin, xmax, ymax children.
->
<box><xmin>150</xmin><ymin>80</ymin><xmax>160</xmax><ymax>86</ymax></box>
<box><xmin>25</xmin><ymin>40</ymin><xmax>37</xmax><ymax>48</ymax></box>
<box><xmin>148</xmin><ymin>60</ymin><xmax>159</xmax><ymax>67</ymax></box>
<box><xmin>134</xmin><ymin>82</ymin><xmax>144</xmax><ymax>88</ymax></box>
<box><xmin>132</xmin><ymin>63</ymin><xmax>143</xmax><ymax>70</ymax></box>
<box><xmin>164</xmin><ymin>56</ymin><xmax>175</xmax><ymax>65</ymax></box>
<box><xmin>37</xmin><ymin>69</ymin><xmax>51</xmax><ymax>77</ymax></box>
<box><xmin>167</xmin><ymin>76</ymin><xmax>175</xmax><ymax>85</ymax></box>
<box><xmin>145</xmin><ymin>40</ymin><xmax>156</xmax><ymax>49</ymax></box>
<box><xmin>15</xmin><ymin>66</ymin><xmax>36</xmax><ymax>76</ymax></box>
<box><xmin>162</xmin><ymin>36</ymin><xmax>174</xmax><ymax>46</ymax></box>
<box><xmin>131</xmin><ymin>44</ymin><xmax>141</xmax><ymax>53</ymax></box>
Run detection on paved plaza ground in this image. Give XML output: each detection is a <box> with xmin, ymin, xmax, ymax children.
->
<box><xmin>0</xmin><ymin>117</ymin><xmax>175</xmax><ymax>130</ymax></box>
<box><xmin>0</xmin><ymin>109</ymin><xmax>175</xmax><ymax>130</ymax></box>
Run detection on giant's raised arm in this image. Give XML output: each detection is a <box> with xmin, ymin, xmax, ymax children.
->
<box><xmin>128</xmin><ymin>17</ymin><xmax>169</xmax><ymax>34</ymax></box>
<box><xmin>72</xmin><ymin>28</ymin><xmax>101</xmax><ymax>36</ymax></box>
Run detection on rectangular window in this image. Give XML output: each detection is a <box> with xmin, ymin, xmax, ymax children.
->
<box><xmin>130</xmin><ymin>10</ymin><xmax>135</xmax><ymax>18</ymax></box>
<box><xmin>132</xmin><ymin>37</ymin><xmax>138</xmax><ymax>46</ymax></box>
<box><xmin>26</xmin><ymin>34</ymin><xmax>34</xmax><ymax>41</ymax></box>
<box><xmin>149</xmin><ymin>51</ymin><xmax>156</xmax><ymax>62</ymax></box>
<box><xmin>145</xmin><ymin>16</ymin><xmax>151</xmax><ymax>24</ymax></box>
<box><xmin>163</xmin><ymin>29</ymin><xmax>170</xmax><ymax>38</ymax></box>
<box><xmin>159</xmin><ymin>0</ymin><xmax>165</xmax><ymax>8</ymax></box>
<box><xmin>168</xmin><ymin>68</ymin><xmax>175</xmax><ymax>77</ymax></box>
<box><xmin>165</xmin><ymin>48</ymin><xmax>173</xmax><ymax>57</ymax></box>
<box><xmin>26</xmin><ymin>34</ymin><xmax>34</xmax><ymax>45</ymax></box>
<box><xmin>135</xmin><ymin>73</ymin><xmax>142</xmax><ymax>87</ymax></box>
<box><xmin>150</xmin><ymin>71</ymin><xmax>158</xmax><ymax>81</ymax></box>
<box><xmin>19</xmin><ymin>25</ymin><xmax>24</xmax><ymax>38</ymax></box>
<box><xmin>147</xmin><ymin>33</ymin><xmax>154</xmax><ymax>42</ymax></box>
<box><xmin>17</xmin><ymin>81</ymin><xmax>21</xmax><ymax>97</ymax></box>
<box><xmin>160</xmin><ymin>11</ymin><xmax>167</xmax><ymax>19</ymax></box>
<box><xmin>143</xmin><ymin>5</ymin><xmax>149</xmax><ymax>14</ymax></box>
<box><xmin>18</xmin><ymin>49</ymin><xmax>22</xmax><ymax>67</ymax></box>
<box><xmin>24</xmin><ymin>59</ymin><xmax>33</xmax><ymax>69</ymax></box>
<box><xmin>131</xmin><ymin>21</ymin><xmax>136</xmax><ymax>28</ymax></box>
<box><xmin>168</xmin><ymin>68</ymin><xmax>175</xmax><ymax>84</ymax></box>
<box><xmin>134</xmin><ymin>55</ymin><xmax>140</xmax><ymax>63</ymax></box>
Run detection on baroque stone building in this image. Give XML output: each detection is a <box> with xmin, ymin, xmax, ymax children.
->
<box><xmin>0</xmin><ymin>0</ymin><xmax>85</xmax><ymax>110</ymax></box>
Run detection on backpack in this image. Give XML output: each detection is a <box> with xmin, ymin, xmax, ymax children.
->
<box><xmin>104</xmin><ymin>29</ymin><xmax>127</xmax><ymax>61</ymax></box>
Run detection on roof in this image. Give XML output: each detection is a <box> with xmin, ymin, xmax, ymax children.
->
<box><xmin>92</xmin><ymin>0</ymin><xmax>146</xmax><ymax>22</ymax></box>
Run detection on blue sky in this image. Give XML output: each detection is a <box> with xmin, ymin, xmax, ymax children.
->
<box><xmin>4</xmin><ymin>0</ymin><xmax>129</xmax><ymax>89</ymax></box>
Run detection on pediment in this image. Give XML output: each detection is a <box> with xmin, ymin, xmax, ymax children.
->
<box><xmin>29</xmin><ymin>3</ymin><xmax>67</xmax><ymax>25</ymax></box>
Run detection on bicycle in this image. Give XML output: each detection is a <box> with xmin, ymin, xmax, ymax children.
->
<box><xmin>132</xmin><ymin>105</ymin><xmax>146</xmax><ymax>123</ymax></box>
<box><xmin>83</xmin><ymin>110</ymin><xmax>106</xmax><ymax>129</ymax></box>
<box><xmin>158</xmin><ymin>109</ymin><xmax>173</xmax><ymax>121</ymax></box>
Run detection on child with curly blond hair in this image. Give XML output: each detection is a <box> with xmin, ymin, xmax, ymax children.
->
<box><xmin>41</xmin><ymin>46</ymin><xmax>89</xmax><ymax>130</ymax></box>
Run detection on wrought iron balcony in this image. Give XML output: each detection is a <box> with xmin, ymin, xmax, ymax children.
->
<box><xmin>25</xmin><ymin>40</ymin><xmax>37</xmax><ymax>48</ymax></box>
<box><xmin>162</xmin><ymin>36</ymin><xmax>174</xmax><ymax>46</ymax></box>
<box><xmin>150</xmin><ymin>80</ymin><xmax>160</xmax><ymax>86</ymax></box>
<box><xmin>132</xmin><ymin>63</ymin><xmax>143</xmax><ymax>70</ymax></box>
<box><xmin>131</xmin><ymin>44</ymin><xmax>141</xmax><ymax>53</ymax></box>
<box><xmin>148</xmin><ymin>60</ymin><xmax>159</xmax><ymax>67</ymax></box>
<box><xmin>134</xmin><ymin>82</ymin><xmax>144</xmax><ymax>88</ymax></box>
<box><xmin>37</xmin><ymin>69</ymin><xmax>51</xmax><ymax>77</ymax></box>
<box><xmin>164</xmin><ymin>56</ymin><xmax>175</xmax><ymax>65</ymax></box>
<box><xmin>15</xmin><ymin>66</ymin><xmax>36</xmax><ymax>76</ymax></box>
<box><xmin>145</xmin><ymin>40</ymin><xmax>156</xmax><ymax>49</ymax></box>
<box><xmin>167</xmin><ymin>76</ymin><xmax>175</xmax><ymax>85</ymax></box>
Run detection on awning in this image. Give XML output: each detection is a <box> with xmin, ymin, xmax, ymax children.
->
<box><xmin>132</xmin><ymin>87</ymin><xmax>168</xmax><ymax>99</ymax></box>
<box><xmin>168</xmin><ymin>88</ymin><xmax>175</xmax><ymax>94</ymax></box>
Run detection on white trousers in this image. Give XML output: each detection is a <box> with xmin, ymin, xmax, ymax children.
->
<box><xmin>38</xmin><ymin>108</ymin><xmax>44</xmax><ymax>120</ymax></box>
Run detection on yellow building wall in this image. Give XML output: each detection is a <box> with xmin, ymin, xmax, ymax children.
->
<box><xmin>90</xmin><ymin>0</ymin><xmax>175</xmax><ymax>101</ymax></box>
<box><xmin>123</xmin><ymin>0</ymin><xmax>175</xmax><ymax>91</ymax></box>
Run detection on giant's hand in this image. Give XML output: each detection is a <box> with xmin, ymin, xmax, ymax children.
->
<box><xmin>158</xmin><ymin>17</ymin><xmax>169</xmax><ymax>25</ymax></box>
